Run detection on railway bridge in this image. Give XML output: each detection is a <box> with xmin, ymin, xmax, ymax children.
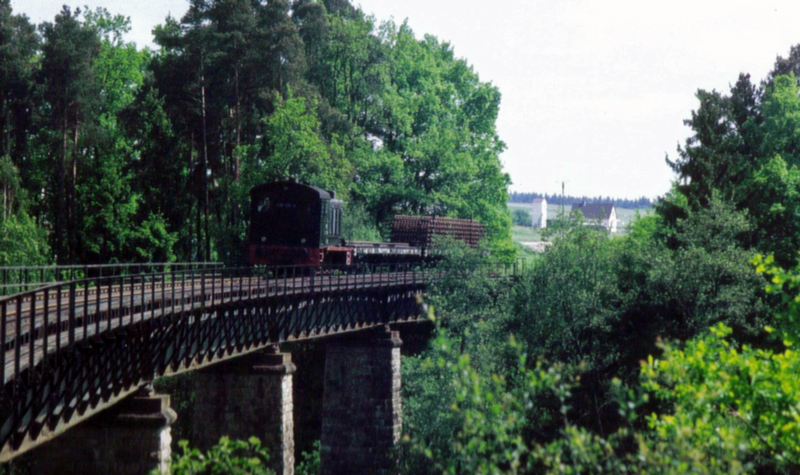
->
<box><xmin>0</xmin><ymin>261</ymin><xmax>520</xmax><ymax>474</ymax></box>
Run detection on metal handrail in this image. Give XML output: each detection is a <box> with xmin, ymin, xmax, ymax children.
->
<box><xmin>0</xmin><ymin>262</ymin><xmax>223</xmax><ymax>296</ymax></box>
<box><xmin>0</xmin><ymin>262</ymin><xmax>430</xmax><ymax>380</ymax></box>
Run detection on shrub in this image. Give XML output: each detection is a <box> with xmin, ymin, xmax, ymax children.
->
<box><xmin>158</xmin><ymin>437</ymin><xmax>274</xmax><ymax>475</ymax></box>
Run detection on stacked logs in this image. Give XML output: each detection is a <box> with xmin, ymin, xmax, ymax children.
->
<box><xmin>390</xmin><ymin>215</ymin><xmax>484</xmax><ymax>249</ymax></box>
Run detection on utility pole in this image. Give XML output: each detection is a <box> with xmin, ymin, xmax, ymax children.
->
<box><xmin>559</xmin><ymin>180</ymin><xmax>568</xmax><ymax>239</ymax></box>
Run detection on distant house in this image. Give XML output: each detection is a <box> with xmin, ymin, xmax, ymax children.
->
<box><xmin>532</xmin><ymin>198</ymin><xmax>547</xmax><ymax>228</ymax></box>
<box><xmin>571</xmin><ymin>201</ymin><xmax>617</xmax><ymax>233</ymax></box>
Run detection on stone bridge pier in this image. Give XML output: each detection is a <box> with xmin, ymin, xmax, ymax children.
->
<box><xmin>191</xmin><ymin>326</ymin><xmax>404</xmax><ymax>475</ymax></box>
<box><xmin>320</xmin><ymin>326</ymin><xmax>403</xmax><ymax>475</ymax></box>
<box><xmin>22</xmin><ymin>386</ymin><xmax>177</xmax><ymax>475</ymax></box>
<box><xmin>193</xmin><ymin>347</ymin><xmax>296</xmax><ymax>475</ymax></box>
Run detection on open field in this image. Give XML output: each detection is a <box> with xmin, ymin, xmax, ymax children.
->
<box><xmin>511</xmin><ymin>225</ymin><xmax>542</xmax><ymax>243</ymax></box>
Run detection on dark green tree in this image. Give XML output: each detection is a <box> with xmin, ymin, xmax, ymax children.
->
<box><xmin>667</xmin><ymin>89</ymin><xmax>744</xmax><ymax>210</ymax></box>
<box><xmin>0</xmin><ymin>1</ymin><xmax>38</xmax><ymax>168</ymax></box>
<box><xmin>38</xmin><ymin>6</ymin><xmax>101</xmax><ymax>263</ymax></box>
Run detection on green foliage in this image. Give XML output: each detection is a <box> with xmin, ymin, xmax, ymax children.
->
<box><xmin>511</xmin><ymin>209</ymin><xmax>530</xmax><ymax>227</ymax></box>
<box><xmin>0</xmin><ymin>154</ymin><xmax>51</xmax><ymax>266</ymax></box>
<box><xmin>662</xmin><ymin>68</ymin><xmax>800</xmax><ymax>268</ymax></box>
<box><xmin>513</xmin><ymin>223</ymin><xmax>619</xmax><ymax>368</ymax></box>
<box><xmin>747</xmin><ymin>155</ymin><xmax>800</xmax><ymax>267</ymax></box>
<box><xmin>428</xmin><ymin>239</ymin><xmax>513</xmax><ymax>343</ymax></box>
<box><xmin>401</xmin><ymin>244</ymin><xmax>524</xmax><ymax>475</ymax></box>
<box><xmin>405</xmin><ymin>267</ymin><xmax>800</xmax><ymax>474</ymax></box>
<box><xmin>641</xmin><ymin>323</ymin><xmax>800</xmax><ymax>473</ymax></box>
<box><xmin>36</xmin><ymin>5</ymin><xmax>102</xmax><ymax>263</ymax></box>
<box><xmin>0</xmin><ymin>0</ymin><xmax>515</xmax><ymax>265</ymax></box>
<box><xmin>413</xmin><ymin>334</ymin><xmax>538</xmax><ymax>475</ymax></box>
<box><xmin>345</xmin><ymin>19</ymin><xmax>513</xmax><ymax>258</ymax></box>
<box><xmin>0</xmin><ymin>0</ymin><xmax>38</xmax><ymax>166</ymax></box>
<box><xmin>295</xmin><ymin>441</ymin><xmax>321</xmax><ymax>475</ymax></box>
<box><xmin>159</xmin><ymin>437</ymin><xmax>274</xmax><ymax>475</ymax></box>
<box><xmin>0</xmin><ymin>212</ymin><xmax>50</xmax><ymax>266</ymax></box>
<box><xmin>400</xmin><ymin>44</ymin><xmax>800</xmax><ymax>475</ymax></box>
<box><xmin>403</xmin><ymin>205</ymin><xmax>772</xmax><ymax>473</ymax></box>
<box><xmin>760</xmin><ymin>73</ymin><xmax>800</xmax><ymax>164</ymax></box>
<box><xmin>0</xmin><ymin>155</ymin><xmax>24</xmax><ymax>219</ymax></box>
<box><xmin>259</xmin><ymin>92</ymin><xmax>348</xmax><ymax>191</ymax></box>
<box><xmin>755</xmin><ymin>253</ymin><xmax>800</xmax><ymax>344</ymax></box>
<box><xmin>403</xmin><ymin>315</ymin><xmax>632</xmax><ymax>475</ymax></box>
<box><xmin>341</xmin><ymin>202</ymin><xmax>382</xmax><ymax>241</ymax></box>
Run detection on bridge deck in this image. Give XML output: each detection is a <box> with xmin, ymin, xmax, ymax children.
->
<box><xmin>1</xmin><ymin>271</ymin><xmax>424</xmax><ymax>381</ymax></box>
<box><xmin>0</xmin><ymin>263</ymin><xmax>437</xmax><ymax>460</ymax></box>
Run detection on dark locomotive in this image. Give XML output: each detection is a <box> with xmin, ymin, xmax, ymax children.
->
<box><xmin>247</xmin><ymin>181</ymin><xmax>484</xmax><ymax>266</ymax></box>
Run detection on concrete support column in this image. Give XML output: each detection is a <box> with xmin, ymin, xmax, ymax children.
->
<box><xmin>320</xmin><ymin>326</ymin><xmax>402</xmax><ymax>475</ymax></box>
<box><xmin>192</xmin><ymin>347</ymin><xmax>296</xmax><ymax>475</ymax></box>
<box><xmin>25</xmin><ymin>386</ymin><xmax>177</xmax><ymax>475</ymax></box>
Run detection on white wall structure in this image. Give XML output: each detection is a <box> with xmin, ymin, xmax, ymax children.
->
<box><xmin>531</xmin><ymin>198</ymin><xmax>547</xmax><ymax>228</ymax></box>
<box><xmin>570</xmin><ymin>202</ymin><xmax>618</xmax><ymax>233</ymax></box>
<box><xmin>608</xmin><ymin>207</ymin><xmax>618</xmax><ymax>233</ymax></box>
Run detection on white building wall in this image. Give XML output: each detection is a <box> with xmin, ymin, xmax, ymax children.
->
<box><xmin>531</xmin><ymin>199</ymin><xmax>547</xmax><ymax>228</ymax></box>
<box><xmin>609</xmin><ymin>208</ymin><xmax>617</xmax><ymax>233</ymax></box>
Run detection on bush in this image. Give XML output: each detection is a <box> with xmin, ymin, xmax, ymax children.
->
<box><xmin>402</xmin><ymin>251</ymin><xmax>800</xmax><ymax>474</ymax></box>
<box><xmin>295</xmin><ymin>441</ymin><xmax>320</xmax><ymax>475</ymax></box>
<box><xmin>158</xmin><ymin>437</ymin><xmax>274</xmax><ymax>475</ymax></box>
<box><xmin>0</xmin><ymin>212</ymin><xmax>50</xmax><ymax>266</ymax></box>
<box><xmin>511</xmin><ymin>209</ymin><xmax>530</xmax><ymax>226</ymax></box>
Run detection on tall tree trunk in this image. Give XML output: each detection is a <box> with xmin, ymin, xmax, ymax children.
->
<box><xmin>235</xmin><ymin>65</ymin><xmax>241</xmax><ymax>182</ymax></box>
<box><xmin>2</xmin><ymin>98</ymin><xmax>9</xmax><ymax>158</ymax></box>
<box><xmin>191</xmin><ymin>132</ymin><xmax>201</xmax><ymax>262</ymax></box>
<box><xmin>70</xmin><ymin>115</ymin><xmax>80</xmax><ymax>263</ymax></box>
<box><xmin>201</xmin><ymin>52</ymin><xmax>210</xmax><ymax>262</ymax></box>
<box><xmin>57</xmin><ymin>107</ymin><xmax>68</xmax><ymax>264</ymax></box>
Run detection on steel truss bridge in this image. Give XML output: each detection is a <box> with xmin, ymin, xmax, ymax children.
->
<box><xmin>0</xmin><ymin>261</ymin><xmax>476</xmax><ymax>460</ymax></box>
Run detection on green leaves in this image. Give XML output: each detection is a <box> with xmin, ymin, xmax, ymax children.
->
<box><xmin>0</xmin><ymin>211</ymin><xmax>50</xmax><ymax>266</ymax></box>
<box><xmin>259</xmin><ymin>92</ymin><xmax>346</xmax><ymax>190</ymax></box>
<box><xmin>159</xmin><ymin>437</ymin><xmax>274</xmax><ymax>475</ymax></box>
<box><xmin>405</xmin><ymin>329</ymin><xmax>554</xmax><ymax>475</ymax></box>
<box><xmin>0</xmin><ymin>0</ymin><xmax>517</xmax><ymax>265</ymax></box>
<box><xmin>641</xmin><ymin>321</ymin><xmax>800</xmax><ymax>472</ymax></box>
<box><xmin>760</xmin><ymin>74</ymin><xmax>800</xmax><ymax>164</ymax></box>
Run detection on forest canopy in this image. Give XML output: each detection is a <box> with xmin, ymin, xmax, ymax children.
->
<box><xmin>397</xmin><ymin>44</ymin><xmax>800</xmax><ymax>475</ymax></box>
<box><xmin>0</xmin><ymin>0</ymin><xmax>513</xmax><ymax>265</ymax></box>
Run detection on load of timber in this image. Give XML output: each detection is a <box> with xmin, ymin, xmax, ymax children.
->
<box><xmin>390</xmin><ymin>215</ymin><xmax>484</xmax><ymax>249</ymax></box>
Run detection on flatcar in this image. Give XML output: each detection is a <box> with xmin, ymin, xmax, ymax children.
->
<box><xmin>247</xmin><ymin>181</ymin><xmax>484</xmax><ymax>266</ymax></box>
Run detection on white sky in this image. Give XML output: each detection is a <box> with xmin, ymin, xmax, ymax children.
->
<box><xmin>13</xmin><ymin>0</ymin><xmax>800</xmax><ymax>199</ymax></box>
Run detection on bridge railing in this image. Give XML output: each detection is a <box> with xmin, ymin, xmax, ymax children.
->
<box><xmin>501</xmin><ymin>257</ymin><xmax>526</xmax><ymax>276</ymax></box>
<box><xmin>0</xmin><ymin>262</ymin><xmax>433</xmax><ymax>386</ymax></box>
<box><xmin>0</xmin><ymin>262</ymin><xmax>223</xmax><ymax>296</ymax></box>
<box><xmin>0</xmin><ymin>258</ymin><xmax>524</xmax><ymax>388</ymax></box>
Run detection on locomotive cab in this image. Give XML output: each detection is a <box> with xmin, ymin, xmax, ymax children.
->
<box><xmin>247</xmin><ymin>181</ymin><xmax>348</xmax><ymax>266</ymax></box>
